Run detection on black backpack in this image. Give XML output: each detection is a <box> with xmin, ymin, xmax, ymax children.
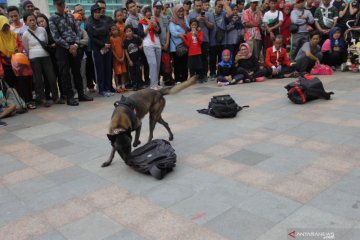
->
<box><xmin>126</xmin><ymin>139</ymin><xmax>176</xmax><ymax>180</ymax></box>
<box><xmin>198</xmin><ymin>95</ymin><xmax>249</xmax><ymax>118</ymax></box>
<box><xmin>284</xmin><ymin>76</ymin><xmax>334</xmax><ymax>104</ymax></box>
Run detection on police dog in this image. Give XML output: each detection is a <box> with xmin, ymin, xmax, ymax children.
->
<box><xmin>102</xmin><ymin>76</ymin><xmax>197</xmax><ymax>167</ymax></box>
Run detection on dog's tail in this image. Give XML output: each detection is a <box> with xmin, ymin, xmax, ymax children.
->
<box><xmin>159</xmin><ymin>75</ymin><xmax>198</xmax><ymax>96</ymax></box>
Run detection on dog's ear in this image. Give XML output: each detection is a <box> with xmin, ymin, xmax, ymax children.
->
<box><xmin>107</xmin><ymin>134</ymin><xmax>116</xmax><ymax>142</ymax></box>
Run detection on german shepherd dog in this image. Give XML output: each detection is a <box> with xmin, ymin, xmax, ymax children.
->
<box><xmin>102</xmin><ymin>76</ymin><xmax>197</xmax><ymax>167</ymax></box>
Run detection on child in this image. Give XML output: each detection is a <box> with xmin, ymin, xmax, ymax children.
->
<box><xmin>123</xmin><ymin>25</ymin><xmax>143</xmax><ymax>91</ymax></box>
<box><xmin>321</xmin><ymin>27</ymin><xmax>347</xmax><ymax>69</ymax></box>
<box><xmin>180</xmin><ymin>19</ymin><xmax>203</xmax><ymax>78</ymax></box>
<box><xmin>217</xmin><ymin>49</ymin><xmax>244</xmax><ymax>86</ymax></box>
<box><xmin>110</xmin><ymin>26</ymin><xmax>127</xmax><ymax>93</ymax></box>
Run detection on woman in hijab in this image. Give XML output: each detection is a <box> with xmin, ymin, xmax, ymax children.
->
<box><xmin>321</xmin><ymin>27</ymin><xmax>347</xmax><ymax>68</ymax></box>
<box><xmin>86</xmin><ymin>4</ymin><xmax>113</xmax><ymax>97</ymax></box>
<box><xmin>280</xmin><ymin>3</ymin><xmax>291</xmax><ymax>48</ymax></box>
<box><xmin>169</xmin><ymin>4</ymin><xmax>189</xmax><ymax>83</ymax></box>
<box><xmin>0</xmin><ymin>15</ymin><xmax>34</xmax><ymax>109</ymax></box>
<box><xmin>234</xmin><ymin>43</ymin><xmax>268</xmax><ymax>82</ymax></box>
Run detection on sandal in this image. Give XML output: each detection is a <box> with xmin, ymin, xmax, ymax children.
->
<box><xmin>27</xmin><ymin>102</ymin><xmax>37</xmax><ymax>110</ymax></box>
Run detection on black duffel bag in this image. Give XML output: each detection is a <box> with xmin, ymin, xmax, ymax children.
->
<box><xmin>198</xmin><ymin>95</ymin><xmax>249</xmax><ymax>118</ymax></box>
<box><xmin>126</xmin><ymin>139</ymin><xmax>176</xmax><ymax>180</ymax></box>
<box><xmin>284</xmin><ymin>75</ymin><xmax>334</xmax><ymax>104</ymax></box>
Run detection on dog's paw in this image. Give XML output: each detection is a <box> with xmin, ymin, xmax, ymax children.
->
<box><xmin>133</xmin><ymin>140</ymin><xmax>141</xmax><ymax>147</ymax></box>
<box><xmin>169</xmin><ymin>135</ymin><xmax>174</xmax><ymax>141</ymax></box>
<box><xmin>101</xmin><ymin>162</ymin><xmax>111</xmax><ymax>168</ymax></box>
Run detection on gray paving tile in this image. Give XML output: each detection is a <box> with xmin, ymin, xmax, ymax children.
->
<box><xmin>47</xmin><ymin>144</ymin><xmax>88</xmax><ymax>158</ymax></box>
<box><xmin>0</xmin><ymin>154</ymin><xmax>26</xmax><ymax>176</ymax></box>
<box><xmin>105</xmin><ymin>229</ymin><xmax>144</xmax><ymax>240</ymax></box>
<box><xmin>237</xmin><ymin>191</ymin><xmax>302</xmax><ymax>223</ymax></box>
<box><xmin>0</xmin><ymin>133</ymin><xmax>24</xmax><ymax>146</ymax></box>
<box><xmin>0</xmin><ymin>199</ymin><xmax>32</xmax><ymax>227</ymax></box>
<box><xmin>204</xmin><ymin>207</ymin><xmax>276</xmax><ymax>240</ymax></box>
<box><xmin>61</xmin><ymin>174</ymin><xmax>112</xmax><ymax>196</ymax></box>
<box><xmin>142</xmin><ymin>182</ymin><xmax>196</xmax><ymax>208</ymax></box>
<box><xmin>58</xmin><ymin>212</ymin><xmax>123</xmax><ymax>240</ymax></box>
<box><xmin>246</xmin><ymin>142</ymin><xmax>287</xmax><ymax>156</ymax></box>
<box><xmin>225</xmin><ymin>149</ymin><xmax>270</xmax><ymax>166</ymax></box>
<box><xmin>0</xmin><ymin>187</ymin><xmax>18</xmax><ymax>205</ymax></box>
<box><xmin>9</xmin><ymin>176</ymin><xmax>57</xmax><ymax>199</ymax></box>
<box><xmin>39</xmin><ymin>139</ymin><xmax>73</xmax><ymax>151</ymax></box>
<box><xmin>12</xmin><ymin>122</ymin><xmax>71</xmax><ymax>141</ymax></box>
<box><xmin>310</xmin><ymin>188</ymin><xmax>360</xmax><ymax>221</ymax></box>
<box><xmin>64</xmin><ymin>146</ymin><xmax>110</xmax><ymax>164</ymax></box>
<box><xmin>33</xmin><ymin>230</ymin><xmax>66</xmax><ymax>240</ymax></box>
<box><xmin>332</xmin><ymin>169</ymin><xmax>360</xmax><ymax>197</ymax></box>
<box><xmin>45</xmin><ymin>166</ymin><xmax>93</xmax><ymax>185</ymax></box>
<box><xmin>169</xmin><ymin>180</ymin><xmax>259</xmax><ymax>225</ymax></box>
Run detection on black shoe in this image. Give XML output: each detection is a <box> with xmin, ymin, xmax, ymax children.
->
<box><xmin>78</xmin><ymin>94</ymin><xmax>93</xmax><ymax>102</ymax></box>
<box><xmin>67</xmin><ymin>98</ymin><xmax>79</xmax><ymax>106</ymax></box>
<box><xmin>0</xmin><ymin>120</ymin><xmax>7</xmax><ymax>127</ymax></box>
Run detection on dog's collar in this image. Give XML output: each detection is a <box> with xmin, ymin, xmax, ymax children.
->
<box><xmin>114</xmin><ymin>97</ymin><xmax>137</xmax><ymax>131</ymax></box>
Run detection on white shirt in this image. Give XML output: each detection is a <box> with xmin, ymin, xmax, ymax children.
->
<box><xmin>22</xmin><ymin>27</ymin><xmax>49</xmax><ymax>59</ymax></box>
<box><xmin>263</xmin><ymin>10</ymin><xmax>283</xmax><ymax>25</ymax></box>
<box><xmin>141</xmin><ymin>24</ymin><xmax>161</xmax><ymax>48</ymax></box>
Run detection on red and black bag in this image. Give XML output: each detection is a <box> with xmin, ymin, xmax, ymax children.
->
<box><xmin>284</xmin><ymin>75</ymin><xmax>334</xmax><ymax>104</ymax></box>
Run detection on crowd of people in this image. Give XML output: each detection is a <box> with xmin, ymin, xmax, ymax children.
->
<box><xmin>0</xmin><ymin>0</ymin><xmax>359</xmax><ymax>126</ymax></box>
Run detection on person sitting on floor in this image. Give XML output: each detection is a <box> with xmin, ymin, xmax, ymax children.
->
<box><xmin>217</xmin><ymin>49</ymin><xmax>244</xmax><ymax>86</ymax></box>
<box><xmin>265</xmin><ymin>34</ymin><xmax>298</xmax><ymax>78</ymax></box>
<box><xmin>321</xmin><ymin>26</ymin><xmax>347</xmax><ymax>69</ymax></box>
<box><xmin>234</xmin><ymin>43</ymin><xmax>267</xmax><ymax>82</ymax></box>
<box><xmin>294</xmin><ymin>30</ymin><xmax>323</xmax><ymax>73</ymax></box>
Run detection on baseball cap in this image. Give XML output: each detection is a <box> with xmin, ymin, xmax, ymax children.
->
<box><xmin>153</xmin><ymin>0</ymin><xmax>163</xmax><ymax>7</ymax></box>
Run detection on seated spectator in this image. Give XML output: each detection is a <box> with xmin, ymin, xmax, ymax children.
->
<box><xmin>235</xmin><ymin>43</ymin><xmax>268</xmax><ymax>82</ymax></box>
<box><xmin>321</xmin><ymin>27</ymin><xmax>347</xmax><ymax>68</ymax></box>
<box><xmin>333</xmin><ymin>0</ymin><xmax>359</xmax><ymax>33</ymax></box>
<box><xmin>217</xmin><ymin>49</ymin><xmax>244</xmax><ymax>86</ymax></box>
<box><xmin>22</xmin><ymin>13</ymin><xmax>62</xmax><ymax>107</ymax></box>
<box><xmin>295</xmin><ymin>30</ymin><xmax>323</xmax><ymax>73</ymax></box>
<box><xmin>265</xmin><ymin>34</ymin><xmax>298</xmax><ymax>78</ymax></box>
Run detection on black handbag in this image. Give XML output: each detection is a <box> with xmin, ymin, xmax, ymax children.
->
<box><xmin>171</xmin><ymin>38</ymin><xmax>188</xmax><ymax>57</ymax></box>
<box><xmin>27</xmin><ymin>29</ymin><xmax>53</xmax><ymax>53</ymax></box>
<box><xmin>289</xmin><ymin>23</ymin><xmax>299</xmax><ymax>34</ymax></box>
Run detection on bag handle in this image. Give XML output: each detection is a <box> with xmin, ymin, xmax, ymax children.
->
<box><xmin>27</xmin><ymin>29</ymin><xmax>48</xmax><ymax>51</ymax></box>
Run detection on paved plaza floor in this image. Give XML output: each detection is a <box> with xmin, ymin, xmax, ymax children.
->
<box><xmin>0</xmin><ymin>72</ymin><xmax>359</xmax><ymax>240</ymax></box>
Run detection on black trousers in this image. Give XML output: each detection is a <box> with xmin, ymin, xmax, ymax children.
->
<box><xmin>30</xmin><ymin>56</ymin><xmax>59</xmax><ymax>101</ymax></box>
<box><xmin>85</xmin><ymin>50</ymin><xmax>96</xmax><ymax>89</ymax></box>
<box><xmin>236</xmin><ymin>67</ymin><xmax>269</xmax><ymax>80</ymax></box>
<box><xmin>128</xmin><ymin>61</ymin><xmax>142</xmax><ymax>88</ymax></box>
<box><xmin>140</xmin><ymin>50</ymin><xmax>150</xmax><ymax>83</ymax></box>
<box><xmin>323</xmin><ymin>51</ymin><xmax>347</xmax><ymax>67</ymax></box>
<box><xmin>200</xmin><ymin>42</ymin><xmax>209</xmax><ymax>79</ymax></box>
<box><xmin>172</xmin><ymin>53</ymin><xmax>188</xmax><ymax>83</ymax></box>
<box><xmin>55</xmin><ymin>47</ymin><xmax>84</xmax><ymax>98</ymax></box>
<box><xmin>295</xmin><ymin>53</ymin><xmax>322</xmax><ymax>73</ymax></box>
<box><xmin>265</xmin><ymin>65</ymin><xmax>296</xmax><ymax>78</ymax></box>
<box><xmin>3</xmin><ymin>65</ymin><xmax>33</xmax><ymax>103</ymax></box>
<box><xmin>209</xmin><ymin>45</ymin><xmax>223</xmax><ymax>76</ymax></box>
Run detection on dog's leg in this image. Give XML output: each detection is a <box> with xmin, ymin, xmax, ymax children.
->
<box><xmin>101</xmin><ymin>147</ymin><xmax>115</xmax><ymax>167</ymax></box>
<box><xmin>133</xmin><ymin>124</ymin><xmax>142</xmax><ymax>147</ymax></box>
<box><xmin>148</xmin><ymin>115</ymin><xmax>157</xmax><ymax>142</ymax></box>
<box><xmin>158</xmin><ymin>116</ymin><xmax>173</xmax><ymax>141</ymax></box>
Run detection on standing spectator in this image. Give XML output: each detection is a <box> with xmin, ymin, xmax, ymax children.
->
<box><xmin>154</xmin><ymin>0</ymin><xmax>172</xmax><ymax>86</ymax></box>
<box><xmin>138</xmin><ymin>6</ymin><xmax>162</xmax><ymax>90</ymax></box>
<box><xmin>33</xmin><ymin>8</ymin><xmax>40</xmax><ymax>16</ymax></box>
<box><xmin>305</xmin><ymin>0</ymin><xmax>318</xmax><ymax>16</ymax></box>
<box><xmin>111</xmin><ymin>9</ymin><xmax>127</xmax><ymax>92</ymax></box>
<box><xmin>189</xmin><ymin>0</ymin><xmax>214</xmax><ymax>82</ymax></box>
<box><xmin>180</xmin><ymin>19</ymin><xmax>203</xmax><ymax>77</ymax></box>
<box><xmin>123</xmin><ymin>26</ymin><xmax>143</xmax><ymax>91</ymax></box>
<box><xmin>226</xmin><ymin>4</ymin><xmax>244</xmax><ymax>61</ymax></box>
<box><xmin>0</xmin><ymin>15</ymin><xmax>34</xmax><ymax>109</ymax></box>
<box><xmin>183</xmin><ymin>0</ymin><xmax>192</xmax><ymax>18</ymax></box>
<box><xmin>295</xmin><ymin>30</ymin><xmax>323</xmax><ymax>73</ymax></box>
<box><xmin>8</xmin><ymin>6</ymin><xmax>27</xmax><ymax>37</ymax></box>
<box><xmin>87</xmin><ymin>4</ymin><xmax>113</xmax><ymax>97</ymax></box>
<box><xmin>314</xmin><ymin>0</ymin><xmax>339</xmax><ymax>41</ymax></box>
<box><xmin>242</xmin><ymin>0</ymin><xmax>263</xmax><ymax>60</ymax></box>
<box><xmin>209</xmin><ymin>0</ymin><xmax>231</xmax><ymax>80</ymax></box>
<box><xmin>236</xmin><ymin>0</ymin><xmax>246</xmax><ymax>18</ymax></box>
<box><xmin>23</xmin><ymin>1</ymin><xmax>35</xmax><ymax>15</ymax></box>
<box><xmin>263</xmin><ymin>0</ymin><xmax>283</xmax><ymax>50</ymax></box>
<box><xmin>280</xmin><ymin>3</ymin><xmax>292</xmax><ymax>48</ymax></box>
<box><xmin>0</xmin><ymin>5</ymin><xmax>5</xmax><ymax>15</ymax></box>
<box><xmin>49</xmin><ymin>0</ymin><xmax>93</xmax><ymax>106</ymax></box>
<box><xmin>169</xmin><ymin>4</ymin><xmax>189</xmax><ymax>83</ymax></box>
<box><xmin>334</xmin><ymin>0</ymin><xmax>359</xmax><ymax>32</ymax></box>
<box><xmin>265</xmin><ymin>34</ymin><xmax>298</xmax><ymax>78</ymax></box>
<box><xmin>291</xmin><ymin>0</ymin><xmax>314</xmax><ymax>59</ymax></box>
<box><xmin>203</xmin><ymin>0</ymin><xmax>211</xmax><ymax>12</ymax></box>
<box><xmin>22</xmin><ymin>13</ymin><xmax>61</xmax><ymax>107</ymax></box>
<box><xmin>321</xmin><ymin>26</ymin><xmax>347</xmax><ymax>68</ymax></box>
<box><xmin>74</xmin><ymin>4</ymin><xmax>86</xmax><ymax>29</ymax></box>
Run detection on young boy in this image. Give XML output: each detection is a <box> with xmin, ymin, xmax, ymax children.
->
<box><xmin>123</xmin><ymin>25</ymin><xmax>143</xmax><ymax>91</ymax></box>
<box><xmin>265</xmin><ymin>35</ymin><xmax>298</xmax><ymax>78</ymax></box>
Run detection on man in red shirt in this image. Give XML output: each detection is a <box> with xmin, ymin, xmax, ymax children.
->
<box><xmin>265</xmin><ymin>35</ymin><xmax>298</xmax><ymax>78</ymax></box>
